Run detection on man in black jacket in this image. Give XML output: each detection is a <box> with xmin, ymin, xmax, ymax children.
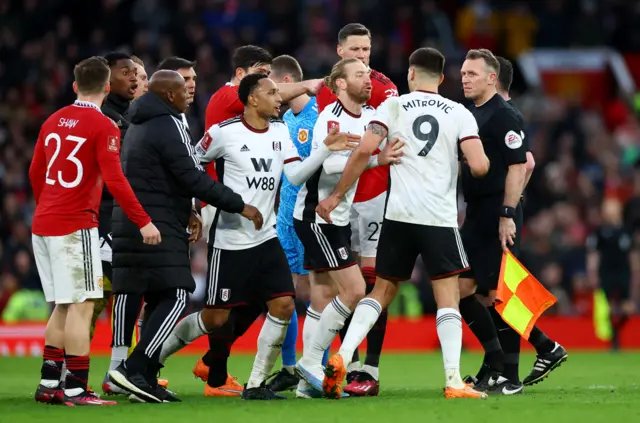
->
<box><xmin>91</xmin><ymin>52</ymin><xmax>139</xmax><ymax>340</ymax></box>
<box><xmin>107</xmin><ymin>70</ymin><xmax>262</xmax><ymax>404</ymax></box>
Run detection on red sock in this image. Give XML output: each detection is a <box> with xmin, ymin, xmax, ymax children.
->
<box><xmin>362</xmin><ymin>267</ymin><xmax>376</xmax><ymax>285</ymax></box>
<box><xmin>64</xmin><ymin>355</ymin><xmax>90</xmax><ymax>392</ymax></box>
<box><xmin>41</xmin><ymin>345</ymin><xmax>64</xmax><ymax>382</ymax></box>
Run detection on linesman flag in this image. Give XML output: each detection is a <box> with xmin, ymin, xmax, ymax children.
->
<box><xmin>495</xmin><ymin>251</ymin><xmax>557</xmax><ymax>340</ymax></box>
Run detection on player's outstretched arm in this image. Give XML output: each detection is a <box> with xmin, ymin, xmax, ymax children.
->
<box><xmin>277</xmin><ymin>79</ymin><xmax>324</xmax><ymax>102</ymax></box>
<box><xmin>460</xmin><ymin>137</ymin><xmax>490</xmax><ymax>178</ymax></box>
<box><xmin>159</xmin><ymin>125</ymin><xmax>245</xmax><ymax>214</ymax></box>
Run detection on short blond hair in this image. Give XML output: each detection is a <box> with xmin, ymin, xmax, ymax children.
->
<box><xmin>323</xmin><ymin>58</ymin><xmax>361</xmax><ymax>94</ymax></box>
<box><xmin>465</xmin><ymin>49</ymin><xmax>499</xmax><ymax>73</ymax></box>
<box><xmin>131</xmin><ymin>55</ymin><xmax>145</xmax><ymax>67</ymax></box>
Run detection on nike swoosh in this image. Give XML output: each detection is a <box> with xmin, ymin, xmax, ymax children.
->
<box><xmin>216</xmin><ymin>388</ymin><xmax>242</xmax><ymax>394</ymax></box>
<box><xmin>502</xmin><ymin>385</ymin><xmax>523</xmax><ymax>395</ymax></box>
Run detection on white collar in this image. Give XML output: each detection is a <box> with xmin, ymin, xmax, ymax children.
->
<box><xmin>73</xmin><ymin>100</ymin><xmax>103</xmax><ymax>113</ymax></box>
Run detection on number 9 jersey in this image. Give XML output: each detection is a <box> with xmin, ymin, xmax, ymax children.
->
<box><xmin>372</xmin><ymin>91</ymin><xmax>479</xmax><ymax>227</ymax></box>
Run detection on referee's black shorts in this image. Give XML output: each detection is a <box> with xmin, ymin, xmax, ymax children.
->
<box><xmin>459</xmin><ymin>195</ymin><xmax>523</xmax><ymax>295</ymax></box>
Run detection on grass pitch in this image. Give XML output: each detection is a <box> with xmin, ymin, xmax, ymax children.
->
<box><xmin>0</xmin><ymin>352</ymin><xmax>638</xmax><ymax>423</ymax></box>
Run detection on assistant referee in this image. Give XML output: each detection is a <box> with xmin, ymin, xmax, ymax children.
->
<box><xmin>457</xmin><ymin>49</ymin><xmax>528</xmax><ymax>395</ymax></box>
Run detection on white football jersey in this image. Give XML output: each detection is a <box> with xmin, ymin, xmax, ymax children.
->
<box><xmin>293</xmin><ymin>101</ymin><xmax>376</xmax><ymax>226</ymax></box>
<box><xmin>196</xmin><ymin>116</ymin><xmax>299</xmax><ymax>250</ymax></box>
<box><xmin>372</xmin><ymin>91</ymin><xmax>479</xmax><ymax>227</ymax></box>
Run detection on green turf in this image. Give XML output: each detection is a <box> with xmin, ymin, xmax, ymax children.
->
<box><xmin>1</xmin><ymin>352</ymin><xmax>638</xmax><ymax>422</ymax></box>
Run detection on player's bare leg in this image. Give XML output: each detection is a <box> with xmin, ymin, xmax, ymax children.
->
<box><xmin>297</xmin><ymin>265</ymin><xmax>364</xmax><ymax>393</ymax></box>
<box><xmin>295</xmin><ymin>271</ymin><xmax>337</xmax><ymax>398</ymax></box>
<box><xmin>242</xmin><ymin>296</ymin><xmax>294</xmax><ymax>400</ymax></box>
<box><xmin>36</xmin><ymin>305</ymin><xmax>68</xmax><ymax>405</ymax></box>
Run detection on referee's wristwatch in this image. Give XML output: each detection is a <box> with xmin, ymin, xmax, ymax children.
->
<box><xmin>500</xmin><ymin>205</ymin><xmax>516</xmax><ymax>219</ymax></box>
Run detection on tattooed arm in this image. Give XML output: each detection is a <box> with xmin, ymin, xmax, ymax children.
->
<box><xmin>329</xmin><ymin>121</ymin><xmax>388</xmax><ymax>199</ymax></box>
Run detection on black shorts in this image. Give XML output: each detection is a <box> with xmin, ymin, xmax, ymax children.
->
<box><xmin>294</xmin><ymin>219</ymin><xmax>357</xmax><ymax>272</ymax></box>
<box><xmin>375</xmin><ymin>219</ymin><xmax>469</xmax><ymax>281</ymax></box>
<box><xmin>601</xmin><ymin>272</ymin><xmax>631</xmax><ymax>301</ymax></box>
<box><xmin>459</xmin><ymin>196</ymin><xmax>523</xmax><ymax>295</ymax></box>
<box><xmin>204</xmin><ymin>237</ymin><xmax>295</xmax><ymax>308</ymax></box>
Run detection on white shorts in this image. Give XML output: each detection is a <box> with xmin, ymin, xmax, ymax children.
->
<box><xmin>32</xmin><ymin>228</ymin><xmax>103</xmax><ymax>304</ymax></box>
<box><xmin>202</xmin><ymin>204</ymin><xmax>218</xmax><ymax>243</ymax></box>
<box><xmin>349</xmin><ymin>192</ymin><xmax>386</xmax><ymax>258</ymax></box>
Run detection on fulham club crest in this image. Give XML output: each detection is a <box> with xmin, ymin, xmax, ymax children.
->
<box><xmin>272</xmin><ymin>141</ymin><xmax>281</xmax><ymax>151</ymax></box>
<box><xmin>337</xmin><ymin>247</ymin><xmax>348</xmax><ymax>260</ymax></box>
<box><xmin>107</xmin><ymin>135</ymin><xmax>120</xmax><ymax>152</ymax></box>
<box><xmin>220</xmin><ymin>289</ymin><xmax>230</xmax><ymax>302</ymax></box>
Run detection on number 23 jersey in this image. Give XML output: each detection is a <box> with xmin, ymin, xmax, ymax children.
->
<box><xmin>371</xmin><ymin>91</ymin><xmax>479</xmax><ymax>227</ymax></box>
<box><xmin>196</xmin><ymin>116</ymin><xmax>300</xmax><ymax>250</ymax></box>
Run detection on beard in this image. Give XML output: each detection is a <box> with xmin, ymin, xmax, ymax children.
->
<box><xmin>346</xmin><ymin>85</ymin><xmax>371</xmax><ymax>104</ymax></box>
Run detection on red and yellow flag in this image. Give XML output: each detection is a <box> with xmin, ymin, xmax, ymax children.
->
<box><xmin>495</xmin><ymin>251</ymin><xmax>557</xmax><ymax>340</ymax></box>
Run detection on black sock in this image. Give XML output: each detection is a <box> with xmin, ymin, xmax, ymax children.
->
<box><xmin>111</xmin><ymin>293</ymin><xmax>144</xmax><ymax>348</ymax></box>
<box><xmin>459</xmin><ymin>296</ymin><xmax>504</xmax><ymax>375</ymax></box>
<box><xmin>64</xmin><ymin>355</ymin><xmax>89</xmax><ymax>392</ymax></box>
<box><xmin>41</xmin><ymin>345</ymin><xmax>64</xmax><ymax>383</ymax></box>
<box><xmin>528</xmin><ymin>326</ymin><xmax>555</xmax><ymax>354</ymax></box>
<box><xmin>128</xmin><ymin>289</ymin><xmax>187</xmax><ymax>376</ymax></box>
<box><xmin>363</xmin><ymin>267</ymin><xmax>385</xmax><ymax>368</ymax></box>
<box><xmin>204</xmin><ymin>329</ymin><xmax>234</xmax><ymax>387</ymax></box>
<box><xmin>489</xmin><ymin>306</ymin><xmax>520</xmax><ymax>382</ymax></box>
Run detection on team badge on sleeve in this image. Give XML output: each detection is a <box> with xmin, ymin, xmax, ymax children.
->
<box><xmin>298</xmin><ymin>128</ymin><xmax>309</xmax><ymax>143</ymax></box>
<box><xmin>504</xmin><ymin>130</ymin><xmax>523</xmax><ymax>150</ymax></box>
<box><xmin>107</xmin><ymin>135</ymin><xmax>120</xmax><ymax>152</ymax></box>
<box><xmin>328</xmin><ymin>120</ymin><xmax>340</xmax><ymax>132</ymax></box>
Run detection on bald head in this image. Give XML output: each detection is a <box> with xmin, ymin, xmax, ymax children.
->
<box><xmin>149</xmin><ymin>70</ymin><xmax>188</xmax><ymax>113</ymax></box>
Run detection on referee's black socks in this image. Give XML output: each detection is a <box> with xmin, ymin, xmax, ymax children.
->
<box><xmin>489</xmin><ymin>305</ymin><xmax>520</xmax><ymax>382</ymax></box>
<box><xmin>528</xmin><ymin>326</ymin><xmax>555</xmax><ymax>354</ymax></box>
<box><xmin>459</xmin><ymin>295</ymin><xmax>505</xmax><ymax>374</ymax></box>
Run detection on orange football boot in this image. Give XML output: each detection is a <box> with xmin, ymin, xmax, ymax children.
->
<box><xmin>323</xmin><ymin>354</ymin><xmax>347</xmax><ymax>399</ymax></box>
<box><xmin>192</xmin><ymin>359</ymin><xmax>209</xmax><ymax>382</ymax></box>
<box><xmin>158</xmin><ymin>379</ymin><xmax>169</xmax><ymax>388</ymax></box>
<box><xmin>444</xmin><ymin>385</ymin><xmax>488</xmax><ymax>399</ymax></box>
<box><xmin>203</xmin><ymin>375</ymin><xmax>243</xmax><ymax>397</ymax></box>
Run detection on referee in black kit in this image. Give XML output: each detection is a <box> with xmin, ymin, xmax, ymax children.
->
<box><xmin>107</xmin><ymin>70</ymin><xmax>262</xmax><ymax>404</ymax></box>
<box><xmin>456</xmin><ymin>49</ymin><xmax>565</xmax><ymax>396</ymax></box>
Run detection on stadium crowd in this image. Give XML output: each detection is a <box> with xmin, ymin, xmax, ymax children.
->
<box><xmin>1</xmin><ymin>0</ymin><xmax>640</xmax><ymax>321</ymax></box>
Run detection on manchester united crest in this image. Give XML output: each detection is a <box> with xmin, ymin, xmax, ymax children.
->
<box><xmin>298</xmin><ymin>128</ymin><xmax>309</xmax><ymax>143</ymax></box>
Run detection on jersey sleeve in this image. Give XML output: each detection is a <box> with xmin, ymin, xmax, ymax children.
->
<box><xmin>283</xmin><ymin>125</ymin><xmax>301</xmax><ymax>164</ymax></box>
<box><xmin>496</xmin><ymin>110</ymin><xmax>527</xmax><ymax>165</ymax></box>
<box><xmin>195</xmin><ymin>124</ymin><xmax>225</xmax><ymax>165</ymax></box>
<box><xmin>28</xmin><ymin>129</ymin><xmax>47</xmax><ymax>204</ymax></box>
<box><xmin>96</xmin><ymin>121</ymin><xmax>152</xmax><ymax>229</ymax></box>
<box><xmin>370</xmin><ymin>97</ymin><xmax>398</xmax><ymax>131</ymax></box>
<box><xmin>458</xmin><ymin>107</ymin><xmax>480</xmax><ymax>142</ymax></box>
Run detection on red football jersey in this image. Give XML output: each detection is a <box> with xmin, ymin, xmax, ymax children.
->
<box><xmin>316</xmin><ymin>69</ymin><xmax>398</xmax><ymax>202</ymax></box>
<box><xmin>204</xmin><ymin>83</ymin><xmax>244</xmax><ymax>182</ymax></box>
<box><xmin>30</xmin><ymin>100</ymin><xmax>151</xmax><ymax>236</ymax></box>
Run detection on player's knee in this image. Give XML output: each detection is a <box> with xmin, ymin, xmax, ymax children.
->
<box><xmin>200</xmin><ymin>308</ymin><xmax>230</xmax><ymax>331</ymax></box>
<box><xmin>459</xmin><ymin>277</ymin><xmax>477</xmax><ymax>298</ymax></box>
<box><xmin>267</xmin><ymin>296</ymin><xmax>295</xmax><ymax>320</ymax></box>
<box><xmin>370</xmin><ymin>278</ymin><xmax>397</xmax><ymax>309</ymax></box>
<box><xmin>341</xmin><ymin>282</ymin><xmax>366</xmax><ymax>310</ymax></box>
<box><xmin>68</xmin><ymin>300</ymin><xmax>95</xmax><ymax>321</ymax></box>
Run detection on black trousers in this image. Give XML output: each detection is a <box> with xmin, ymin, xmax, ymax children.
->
<box><xmin>111</xmin><ymin>293</ymin><xmax>144</xmax><ymax>348</ymax></box>
<box><xmin>125</xmin><ymin>288</ymin><xmax>188</xmax><ymax>382</ymax></box>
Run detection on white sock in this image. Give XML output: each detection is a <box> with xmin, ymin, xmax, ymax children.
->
<box><xmin>436</xmin><ymin>308</ymin><xmax>464</xmax><ymax>388</ymax></box>
<box><xmin>347</xmin><ymin>360</ymin><xmax>361</xmax><ymax>373</ymax></box>
<box><xmin>283</xmin><ymin>365</ymin><xmax>295</xmax><ymax>374</ymax></box>
<box><xmin>59</xmin><ymin>361</ymin><xmax>67</xmax><ymax>383</ymax></box>
<box><xmin>306</xmin><ymin>297</ymin><xmax>351</xmax><ymax>365</ymax></box>
<box><xmin>40</xmin><ymin>379</ymin><xmax>59</xmax><ymax>388</ymax></box>
<box><xmin>247</xmin><ymin>313</ymin><xmax>289</xmax><ymax>389</ymax></box>
<box><xmin>362</xmin><ymin>364</ymin><xmax>379</xmax><ymax>381</ymax></box>
<box><xmin>338</xmin><ymin>298</ymin><xmax>381</xmax><ymax>367</ymax></box>
<box><xmin>159</xmin><ymin>311</ymin><xmax>208</xmax><ymax>364</ymax></box>
<box><xmin>109</xmin><ymin>346</ymin><xmax>128</xmax><ymax>371</ymax></box>
<box><xmin>301</xmin><ymin>307</ymin><xmax>321</xmax><ymax>360</ymax></box>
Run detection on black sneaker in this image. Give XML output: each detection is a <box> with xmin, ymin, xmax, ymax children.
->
<box><xmin>523</xmin><ymin>342</ymin><xmax>568</xmax><ymax>386</ymax></box>
<box><xmin>108</xmin><ymin>363</ymin><xmax>162</xmax><ymax>404</ymax></box>
<box><xmin>129</xmin><ymin>385</ymin><xmax>181</xmax><ymax>403</ymax></box>
<box><xmin>481</xmin><ymin>376</ymin><xmax>524</xmax><ymax>396</ymax></box>
<box><xmin>241</xmin><ymin>382</ymin><xmax>286</xmax><ymax>400</ymax></box>
<box><xmin>265</xmin><ymin>369</ymin><xmax>299</xmax><ymax>392</ymax></box>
